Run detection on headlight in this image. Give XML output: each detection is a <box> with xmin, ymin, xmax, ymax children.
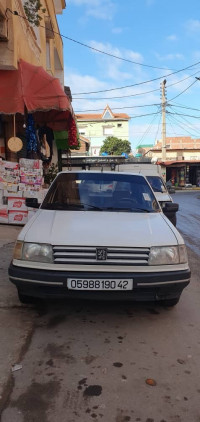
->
<box><xmin>149</xmin><ymin>245</ymin><xmax>188</xmax><ymax>265</ymax></box>
<box><xmin>22</xmin><ymin>243</ymin><xmax>53</xmax><ymax>263</ymax></box>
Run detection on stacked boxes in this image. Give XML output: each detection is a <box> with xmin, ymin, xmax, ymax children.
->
<box><xmin>0</xmin><ymin>158</ymin><xmax>47</xmax><ymax>225</ymax></box>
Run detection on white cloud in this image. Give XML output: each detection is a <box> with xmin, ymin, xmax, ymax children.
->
<box><xmin>154</xmin><ymin>52</ymin><xmax>184</xmax><ymax>61</ymax></box>
<box><xmin>69</xmin><ymin>0</ymin><xmax>116</xmax><ymax>20</ymax></box>
<box><xmin>166</xmin><ymin>34</ymin><xmax>177</xmax><ymax>41</ymax></box>
<box><xmin>64</xmin><ymin>71</ymin><xmax>107</xmax><ymax>95</ymax></box>
<box><xmin>146</xmin><ymin>0</ymin><xmax>155</xmax><ymax>5</ymax></box>
<box><xmin>186</xmin><ymin>19</ymin><xmax>200</xmax><ymax>32</ymax></box>
<box><xmin>89</xmin><ymin>41</ymin><xmax>143</xmax><ymax>64</ymax></box>
<box><xmin>87</xmin><ymin>41</ymin><xmax>144</xmax><ymax>81</ymax></box>
<box><xmin>112</xmin><ymin>27</ymin><xmax>123</xmax><ymax>34</ymax></box>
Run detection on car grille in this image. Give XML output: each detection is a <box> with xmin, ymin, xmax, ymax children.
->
<box><xmin>53</xmin><ymin>246</ymin><xmax>150</xmax><ymax>266</ymax></box>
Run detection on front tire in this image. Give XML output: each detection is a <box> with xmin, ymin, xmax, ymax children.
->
<box><xmin>18</xmin><ymin>290</ymin><xmax>37</xmax><ymax>304</ymax></box>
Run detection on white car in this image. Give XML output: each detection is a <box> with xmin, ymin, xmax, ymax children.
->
<box><xmin>119</xmin><ymin>163</ymin><xmax>177</xmax><ymax>225</ymax></box>
<box><xmin>9</xmin><ymin>171</ymin><xmax>190</xmax><ymax>306</ymax></box>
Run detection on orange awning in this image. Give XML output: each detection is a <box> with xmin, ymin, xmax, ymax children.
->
<box><xmin>0</xmin><ymin>59</ymin><xmax>74</xmax><ymax>131</ymax></box>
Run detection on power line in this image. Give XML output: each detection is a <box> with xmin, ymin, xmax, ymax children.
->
<box><xmin>75</xmin><ymin>103</ymin><xmax>162</xmax><ymax>113</ymax></box>
<box><xmin>7</xmin><ymin>8</ymin><xmax>175</xmax><ymax>71</ymax></box>
<box><xmin>166</xmin><ymin>115</ymin><xmax>180</xmax><ymax>137</ymax></box>
<box><xmin>76</xmin><ymin>111</ymin><xmax>161</xmax><ymax>122</ymax></box>
<box><xmin>126</xmin><ymin>112</ymin><xmax>161</xmax><ymax>119</ymax></box>
<box><xmin>72</xmin><ymin>70</ymin><xmax>200</xmax><ymax>100</ymax></box>
<box><xmin>168</xmin><ymin>79</ymin><xmax>198</xmax><ymax>102</ymax></box>
<box><xmin>167</xmin><ymin>114</ymin><xmax>199</xmax><ymax>137</ymax></box>
<box><xmin>135</xmin><ymin>112</ymin><xmax>160</xmax><ymax>148</ymax></box>
<box><xmin>168</xmin><ymin>111</ymin><xmax>200</xmax><ymax>119</ymax></box>
<box><xmin>74</xmin><ymin>70</ymin><xmax>200</xmax><ymax>113</ymax></box>
<box><xmin>154</xmin><ymin>113</ymin><xmax>162</xmax><ymax>142</ymax></box>
<box><xmin>168</xmin><ymin>102</ymin><xmax>200</xmax><ymax>113</ymax></box>
<box><xmin>167</xmin><ymin>107</ymin><xmax>200</xmax><ymax>136</ymax></box>
<box><xmin>72</xmin><ymin>64</ymin><xmax>200</xmax><ymax>95</ymax></box>
<box><xmin>7</xmin><ymin>7</ymin><xmax>200</xmax><ymax>102</ymax></box>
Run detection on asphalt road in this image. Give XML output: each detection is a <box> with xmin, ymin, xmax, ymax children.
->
<box><xmin>174</xmin><ymin>191</ymin><xmax>200</xmax><ymax>257</ymax></box>
<box><xmin>0</xmin><ymin>192</ymin><xmax>200</xmax><ymax>422</ymax></box>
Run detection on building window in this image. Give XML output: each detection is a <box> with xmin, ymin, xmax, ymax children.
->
<box><xmin>46</xmin><ymin>40</ymin><xmax>51</xmax><ymax>69</ymax></box>
<box><xmin>103</xmin><ymin>127</ymin><xmax>113</xmax><ymax>136</ymax></box>
<box><xmin>103</xmin><ymin>110</ymin><xmax>113</xmax><ymax>119</ymax></box>
<box><xmin>117</xmin><ymin>123</ymin><xmax>122</xmax><ymax>127</ymax></box>
<box><xmin>79</xmin><ymin>130</ymin><xmax>86</xmax><ymax>135</ymax></box>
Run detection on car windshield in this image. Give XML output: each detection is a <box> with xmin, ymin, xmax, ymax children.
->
<box><xmin>41</xmin><ymin>172</ymin><xmax>160</xmax><ymax>213</ymax></box>
<box><xmin>146</xmin><ymin>176</ymin><xmax>167</xmax><ymax>193</ymax></box>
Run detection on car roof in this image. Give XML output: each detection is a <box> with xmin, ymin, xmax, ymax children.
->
<box><xmin>57</xmin><ymin>170</ymin><xmax>146</xmax><ymax>178</ymax></box>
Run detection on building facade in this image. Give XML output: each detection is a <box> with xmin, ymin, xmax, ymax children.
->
<box><xmin>76</xmin><ymin>105</ymin><xmax>130</xmax><ymax>157</ymax></box>
<box><xmin>150</xmin><ymin>137</ymin><xmax>200</xmax><ymax>186</ymax></box>
<box><xmin>0</xmin><ymin>0</ymin><xmax>65</xmax><ymax>83</ymax></box>
<box><xmin>0</xmin><ymin>0</ymin><xmax>66</xmax><ymax>160</ymax></box>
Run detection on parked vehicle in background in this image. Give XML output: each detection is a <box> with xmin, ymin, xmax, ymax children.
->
<box><xmin>9</xmin><ymin>171</ymin><xmax>190</xmax><ymax>306</ymax></box>
<box><xmin>119</xmin><ymin>163</ymin><xmax>177</xmax><ymax>226</ymax></box>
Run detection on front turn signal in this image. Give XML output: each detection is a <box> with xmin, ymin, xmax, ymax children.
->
<box><xmin>13</xmin><ymin>241</ymin><xmax>23</xmax><ymax>260</ymax></box>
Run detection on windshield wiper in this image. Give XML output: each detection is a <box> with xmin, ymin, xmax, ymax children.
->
<box><xmin>104</xmin><ymin>206</ymin><xmax>152</xmax><ymax>212</ymax></box>
<box><xmin>74</xmin><ymin>202</ymin><xmax>103</xmax><ymax>210</ymax></box>
<box><xmin>43</xmin><ymin>202</ymin><xmax>103</xmax><ymax>210</ymax></box>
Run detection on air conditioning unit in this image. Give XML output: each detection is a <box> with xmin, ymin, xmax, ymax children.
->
<box><xmin>0</xmin><ymin>18</ymin><xmax>8</xmax><ymax>41</ymax></box>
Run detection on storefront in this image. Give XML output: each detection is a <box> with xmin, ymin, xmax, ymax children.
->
<box><xmin>0</xmin><ymin>59</ymin><xmax>79</xmax><ymax>225</ymax></box>
<box><xmin>159</xmin><ymin>160</ymin><xmax>200</xmax><ymax>187</ymax></box>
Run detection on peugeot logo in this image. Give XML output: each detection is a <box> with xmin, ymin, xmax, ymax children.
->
<box><xmin>96</xmin><ymin>248</ymin><xmax>107</xmax><ymax>261</ymax></box>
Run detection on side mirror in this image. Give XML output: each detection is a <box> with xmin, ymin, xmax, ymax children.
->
<box><xmin>25</xmin><ymin>198</ymin><xmax>40</xmax><ymax>208</ymax></box>
<box><xmin>162</xmin><ymin>202</ymin><xmax>179</xmax><ymax>213</ymax></box>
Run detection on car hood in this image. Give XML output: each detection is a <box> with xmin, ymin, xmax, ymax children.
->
<box><xmin>19</xmin><ymin>209</ymin><xmax>183</xmax><ymax>247</ymax></box>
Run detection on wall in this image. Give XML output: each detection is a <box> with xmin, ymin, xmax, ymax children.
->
<box><xmin>77</xmin><ymin>119</ymin><xmax>129</xmax><ymax>156</ymax></box>
<box><xmin>0</xmin><ymin>0</ymin><xmax>64</xmax><ymax>82</ymax></box>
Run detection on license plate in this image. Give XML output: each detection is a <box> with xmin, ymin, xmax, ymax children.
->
<box><xmin>67</xmin><ymin>278</ymin><xmax>133</xmax><ymax>291</ymax></box>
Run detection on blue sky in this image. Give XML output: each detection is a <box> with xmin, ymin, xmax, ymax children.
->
<box><xmin>57</xmin><ymin>0</ymin><xmax>200</xmax><ymax>151</ymax></box>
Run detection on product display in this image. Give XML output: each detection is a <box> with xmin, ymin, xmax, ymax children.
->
<box><xmin>0</xmin><ymin>158</ymin><xmax>47</xmax><ymax>225</ymax></box>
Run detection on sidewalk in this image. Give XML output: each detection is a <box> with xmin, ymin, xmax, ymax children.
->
<box><xmin>173</xmin><ymin>186</ymin><xmax>200</xmax><ymax>192</ymax></box>
<box><xmin>0</xmin><ymin>224</ymin><xmax>21</xmax><ymax>248</ymax></box>
<box><xmin>0</xmin><ymin>225</ymin><xmax>36</xmax><ymax>413</ymax></box>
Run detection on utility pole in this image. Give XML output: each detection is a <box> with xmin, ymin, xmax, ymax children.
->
<box><xmin>161</xmin><ymin>79</ymin><xmax>167</xmax><ymax>161</ymax></box>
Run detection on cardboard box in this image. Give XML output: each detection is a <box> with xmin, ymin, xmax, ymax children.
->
<box><xmin>19</xmin><ymin>158</ymin><xmax>43</xmax><ymax>170</ymax></box>
<box><xmin>0</xmin><ymin>161</ymin><xmax>19</xmax><ymax>170</ymax></box>
<box><xmin>0</xmin><ymin>206</ymin><xmax>8</xmax><ymax>224</ymax></box>
<box><xmin>0</xmin><ymin>189</ymin><xmax>3</xmax><ymax>205</ymax></box>
<box><xmin>6</xmin><ymin>183</ymin><xmax>19</xmax><ymax>193</ymax></box>
<box><xmin>18</xmin><ymin>183</ymin><xmax>26</xmax><ymax>191</ymax></box>
<box><xmin>4</xmin><ymin>191</ymin><xmax>22</xmax><ymax>198</ymax></box>
<box><xmin>8</xmin><ymin>197</ymin><xmax>27</xmax><ymax>211</ymax></box>
<box><xmin>20</xmin><ymin>173</ymin><xmax>43</xmax><ymax>185</ymax></box>
<box><xmin>22</xmin><ymin>190</ymin><xmax>39</xmax><ymax>198</ymax></box>
<box><xmin>0</xmin><ymin>182</ymin><xmax>7</xmax><ymax>190</ymax></box>
<box><xmin>8</xmin><ymin>210</ymin><xmax>28</xmax><ymax>225</ymax></box>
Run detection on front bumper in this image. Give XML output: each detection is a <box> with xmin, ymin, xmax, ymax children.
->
<box><xmin>9</xmin><ymin>263</ymin><xmax>190</xmax><ymax>302</ymax></box>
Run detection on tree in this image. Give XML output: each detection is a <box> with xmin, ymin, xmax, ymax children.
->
<box><xmin>100</xmin><ymin>136</ymin><xmax>131</xmax><ymax>156</ymax></box>
<box><xmin>24</xmin><ymin>0</ymin><xmax>46</xmax><ymax>26</ymax></box>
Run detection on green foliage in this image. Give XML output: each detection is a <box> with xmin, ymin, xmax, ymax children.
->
<box><xmin>24</xmin><ymin>0</ymin><xmax>46</xmax><ymax>26</ymax></box>
<box><xmin>44</xmin><ymin>163</ymin><xmax>58</xmax><ymax>186</ymax></box>
<box><xmin>100</xmin><ymin>136</ymin><xmax>131</xmax><ymax>155</ymax></box>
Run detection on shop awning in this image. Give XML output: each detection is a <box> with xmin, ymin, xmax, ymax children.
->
<box><xmin>158</xmin><ymin>160</ymin><xmax>200</xmax><ymax>166</ymax></box>
<box><xmin>0</xmin><ymin>59</ymin><xmax>75</xmax><ymax>132</ymax></box>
